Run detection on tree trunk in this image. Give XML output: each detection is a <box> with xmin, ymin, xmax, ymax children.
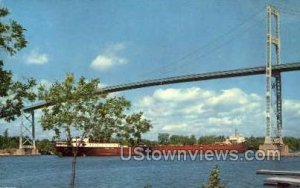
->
<box><xmin>69</xmin><ymin>148</ymin><xmax>78</xmax><ymax>188</ymax></box>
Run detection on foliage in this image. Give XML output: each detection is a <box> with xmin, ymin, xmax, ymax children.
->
<box><xmin>0</xmin><ymin>63</ymin><xmax>36</xmax><ymax>121</ymax></box>
<box><xmin>198</xmin><ymin>136</ymin><xmax>225</xmax><ymax>145</ymax></box>
<box><xmin>245</xmin><ymin>136</ymin><xmax>264</xmax><ymax>150</ymax></box>
<box><xmin>0</xmin><ymin>136</ymin><xmax>18</xmax><ymax>149</ymax></box>
<box><xmin>238</xmin><ymin>136</ymin><xmax>300</xmax><ymax>151</ymax></box>
<box><xmin>39</xmin><ymin>74</ymin><xmax>106</xmax><ymax>143</ymax></box>
<box><xmin>139</xmin><ymin>139</ymin><xmax>158</xmax><ymax>146</ymax></box>
<box><xmin>190</xmin><ymin>135</ymin><xmax>197</xmax><ymax>145</ymax></box>
<box><xmin>3</xmin><ymin>128</ymin><xmax>8</xmax><ymax>138</ymax></box>
<box><xmin>38</xmin><ymin>74</ymin><xmax>152</xmax><ymax>145</ymax></box>
<box><xmin>156</xmin><ymin>134</ymin><xmax>227</xmax><ymax>146</ymax></box>
<box><xmin>0</xmin><ymin>129</ymin><xmax>18</xmax><ymax>149</ymax></box>
<box><xmin>0</xmin><ymin>129</ymin><xmax>54</xmax><ymax>153</ymax></box>
<box><xmin>155</xmin><ymin>134</ymin><xmax>300</xmax><ymax>152</ymax></box>
<box><xmin>283</xmin><ymin>137</ymin><xmax>300</xmax><ymax>152</ymax></box>
<box><xmin>156</xmin><ymin>134</ymin><xmax>198</xmax><ymax>145</ymax></box>
<box><xmin>158</xmin><ymin>133</ymin><xmax>169</xmax><ymax>145</ymax></box>
<box><xmin>169</xmin><ymin>134</ymin><xmax>197</xmax><ymax>145</ymax></box>
<box><xmin>87</xmin><ymin>97</ymin><xmax>152</xmax><ymax>146</ymax></box>
<box><xmin>0</xmin><ymin>7</ymin><xmax>36</xmax><ymax>122</ymax></box>
<box><xmin>38</xmin><ymin>73</ymin><xmax>151</xmax><ymax>188</ymax></box>
<box><xmin>202</xmin><ymin>165</ymin><xmax>226</xmax><ymax>188</ymax></box>
<box><xmin>0</xmin><ymin>7</ymin><xmax>27</xmax><ymax>56</ymax></box>
<box><xmin>36</xmin><ymin>139</ymin><xmax>55</xmax><ymax>154</ymax></box>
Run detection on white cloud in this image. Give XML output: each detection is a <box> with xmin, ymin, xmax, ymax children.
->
<box><xmin>90</xmin><ymin>43</ymin><xmax>128</xmax><ymax>71</ymax></box>
<box><xmin>284</xmin><ymin>100</ymin><xmax>300</xmax><ymax>116</ymax></box>
<box><xmin>162</xmin><ymin>123</ymin><xmax>188</xmax><ymax>131</ymax></box>
<box><xmin>153</xmin><ymin>88</ymin><xmax>202</xmax><ymax>102</ymax></box>
<box><xmin>25</xmin><ymin>50</ymin><xmax>49</xmax><ymax>65</ymax></box>
<box><xmin>207</xmin><ymin>88</ymin><xmax>250</xmax><ymax>106</ymax></box>
<box><xmin>140</xmin><ymin>96</ymin><xmax>154</xmax><ymax>106</ymax></box>
<box><xmin>208</xmin><ymin>116</ymin><xmax>242</xmax><ymax>126</ymax></box>
<box><xmin>182</xmin><ymin>104</ymin><xmax>204</xmax><ymax>114</ymax></box>
<box><xmin>136</xmin><ymin>87</ymin><xmax>300</xmax><ymax>139</ymax></box>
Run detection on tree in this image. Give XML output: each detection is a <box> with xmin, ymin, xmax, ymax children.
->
<box><xmin>283</xmin><ymin>137</ymin><xmax>300</xmax><ymax>152</ymax></box>
<box><xmin>38</xmin><ymin>73</ymin><xmax>152</xmax><ymax>188</ymax></box>
<box><xmin>36</xmin><ymin>139</ymin><xmax>54</xmax><ymax>154</ymax></box>
<box><xmin>202</xmin><ymin>165</ymin><xmax>226</xmax><ymax>188</ymax></box>
<box><xmin>245</xmin><ymin>136</ymin><xmax>264</xmax><ymax>150</ymax></box>
<box><xmin>158</xmin><ymin>133</ymin><xmax>169</xmax><ymax>145</ymax></box>
<box><xmin>3</xmin><ymin>128</ymin><xmax>8</xmax><ymax>138</ymax></box>
<box><xmin>189</xmin><ymin>135</ymin><xmax>197</xmax><ymax>145</ymax></box>
<box><xmin>0</xmin><ymin>7</ymin><xmax>36</xmax><ymax>122</ymax></box>
<box><xmin>0</xmin><ymin>134</ymin><xmax>18</xmax><ymax>149</ymax></box>
<box><xmin>0</xmin><ymin>7</ymin><xmax>27</xmax><ymax>55</ymax></box>
<box><xmin>87</xmin><ymin>96</ymin><xmax>151</xmax><ymax>146</ymax></box>
<box><xmin>198</xmin><ymin>136</ymin><xmax>225</xmax><ymax>145</ymax></box>
<box><xmin>168</xmin><ymin>134</ymin><xmax>197</xmax><ymax>145</ymax></box>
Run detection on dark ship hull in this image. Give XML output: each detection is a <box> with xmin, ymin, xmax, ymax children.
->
<box><xmin>55</xmin><ymin>143</ymin><xmax>246</xmax><ymax>157</ymax></box>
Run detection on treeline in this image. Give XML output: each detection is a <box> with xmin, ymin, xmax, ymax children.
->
<box><xmin>245</xmin><ymin>136</ymin><xmax>300</xmax><ymax>151</ymax></box>
<box><xmin>0</xmin><ymin>129</ymin><xmax>55</xmax><ymax>154</ymax></box>
<box><xmin>1</xmin><ymin>131</ymin><xmax>300</xmax><ymax>153</ymax></box>
<box><xmin>0</xmin><ymin>135</ymin><xmax>55</xmax><ymax>154</ymax></box>
<box><xmin>282</xmin><ymin>137</ymin><xmax>300</xmax><ymax>152</ymax></box>
<box><xmin>156</xmin><ymin>133</ymin><xmax>225</xmax><ymax>145</ymax></box>
<box><xmin>155</xmin><ymin>133</ymin><xmax>300</xmax><ymax>151</ymax></box>
<box><xmin>0</xmin><ymin>129</ymin><xmax>18</xmax><ymax>149</ymax></box>
<box><xmin>0</xmin><ymin>136</ymin><xmax>19</xmax><ymax>149</ymax></box>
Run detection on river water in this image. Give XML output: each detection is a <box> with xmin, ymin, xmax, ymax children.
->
<box><xmin>1</xmin><ymin>155</ymin><xmax>300</xmax><ymax>188</ymax></box>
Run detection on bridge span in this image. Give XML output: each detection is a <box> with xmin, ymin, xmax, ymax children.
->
<box><xmin>18</xmin><ymin>5</ymin><xmax>300</xmax><ymax>155</ymax></box>
<box><xmin>24</xmin><ymin>61</ymin><xmax>300</xmax><ymax>112</ymax></box>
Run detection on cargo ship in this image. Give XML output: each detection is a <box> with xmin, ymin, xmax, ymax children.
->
<box><xmin>152</xmin><ymin>131</ymin><xmax>246</xmax><ymax>155</ymax></box>
<box><xmin>55</xmin><ymin>132</ymin><xmax>246</xmax><ymax>156</ymax></box>
<box><xmin>55</xmin><ymin>138</ymin><xmax>136</xmax><ymax>156</ymax></box>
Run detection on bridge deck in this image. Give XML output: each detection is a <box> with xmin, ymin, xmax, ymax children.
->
<box><xmin>24</xmin><ymin>62</ymin><xmax>300</xmax><ymax>112</ymax></box>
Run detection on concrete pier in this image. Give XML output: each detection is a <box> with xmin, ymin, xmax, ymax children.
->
<box><xmin>259</xmin><ymin>144</ymin><xmax>290</xmax><ymax>156</ymax></box>
<box><xmin>0</xmin><ymin>148</ymin><xmax>39</xmax><ymax>156</ymax></box>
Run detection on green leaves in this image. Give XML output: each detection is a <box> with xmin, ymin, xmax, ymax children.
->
<box><xmin>38</xmin><ymin>74</ymin><xmax>103</xmax><ymax>139</ymax></box>
<box><xmin>0</xmin><ymin>7</ymin><xmax>35</xmax><ymax>122</ymax></box>
<box><xmin>0</xmin><ymin>61</ymin><xmax>37</xmax><ymax>121</ymax></box>
<box><xmin>202</xmin><ymin>165</ymin><xmax>226</xmax><ymax>188</ymax></box>
<box><xmin>89</xmin><ymin>97</ymin><xmax>151</xmax><ymax>145</ymax></box>
<box><xmin>120</xmin><ymin>112</ymin><xmax>151</xmax><ymax>145</ymax></box>
<box><xmin>0</xmin><ymin>7</ymin><xmax>27</xmax><ymax>56</ymax></box>
<box><xmin>158</xmin><ymin>133</ymin><xmax>170</xmax><ymax>145</ymax></box>
<box><xmin>39</xmin><ymin>74</ymin><xmax>152</xmax><ymax>145</ymax></box>
<box><xmin>0</xmin><ymin>7</ymin><xmax>9</xmax><ymax>17</ymax></box>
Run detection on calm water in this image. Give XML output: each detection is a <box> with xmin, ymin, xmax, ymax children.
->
<box><xmin>1</xmin><ymin>155</ymin><xmax>300</xmax><ymax>188</ymax></box>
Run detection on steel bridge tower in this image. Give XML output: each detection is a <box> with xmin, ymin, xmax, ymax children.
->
<box><xmin>18</xmin><ymin>110</ymin><xmax>38</xmax><ymax>155</ymax></box>
<box><xmin>264</xmin><ymin>5</ymin><xmax>283</xmax><ymax>145</ymax></box>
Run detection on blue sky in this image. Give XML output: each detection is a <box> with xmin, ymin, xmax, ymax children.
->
<box><xmin>1</xmin><ymin>0</ymin><xmax>300</xmax><ymax>140</ymax></box>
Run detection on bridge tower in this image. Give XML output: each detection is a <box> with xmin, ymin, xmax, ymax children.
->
<box><xmin>17</xmin><ymin>110</ymin><xmax>39</xmax><ymax>155</ymax></box>
<box><xmin>261</xmin><ymin>5</ymin><xmax>288</xmax><ymax>155</ymax></box>
<box><xmin>265</xmin><ymin>4</ymin><xmax>282</xmax><ymax>144</ymax></box>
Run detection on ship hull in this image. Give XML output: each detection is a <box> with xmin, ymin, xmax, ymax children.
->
<box><xmin>152</xmin><ymin>144</ymin><xmax>246</xmax><ymax>154</ymax></box>
<box><xmin>55</xmin><ymin>144</ymin><xmax>246</xmax><ymax>157</ymax></box>
<box><xmin>55</xmin><ymin>146</ymin><xmax>134</xmax><ymax>156</ymax></box>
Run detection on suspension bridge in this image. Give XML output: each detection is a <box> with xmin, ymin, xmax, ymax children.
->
<box><xmin>18</xmin><ymin>5</ymin><xmax>300</xmax><ymax>155</ymax></box>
